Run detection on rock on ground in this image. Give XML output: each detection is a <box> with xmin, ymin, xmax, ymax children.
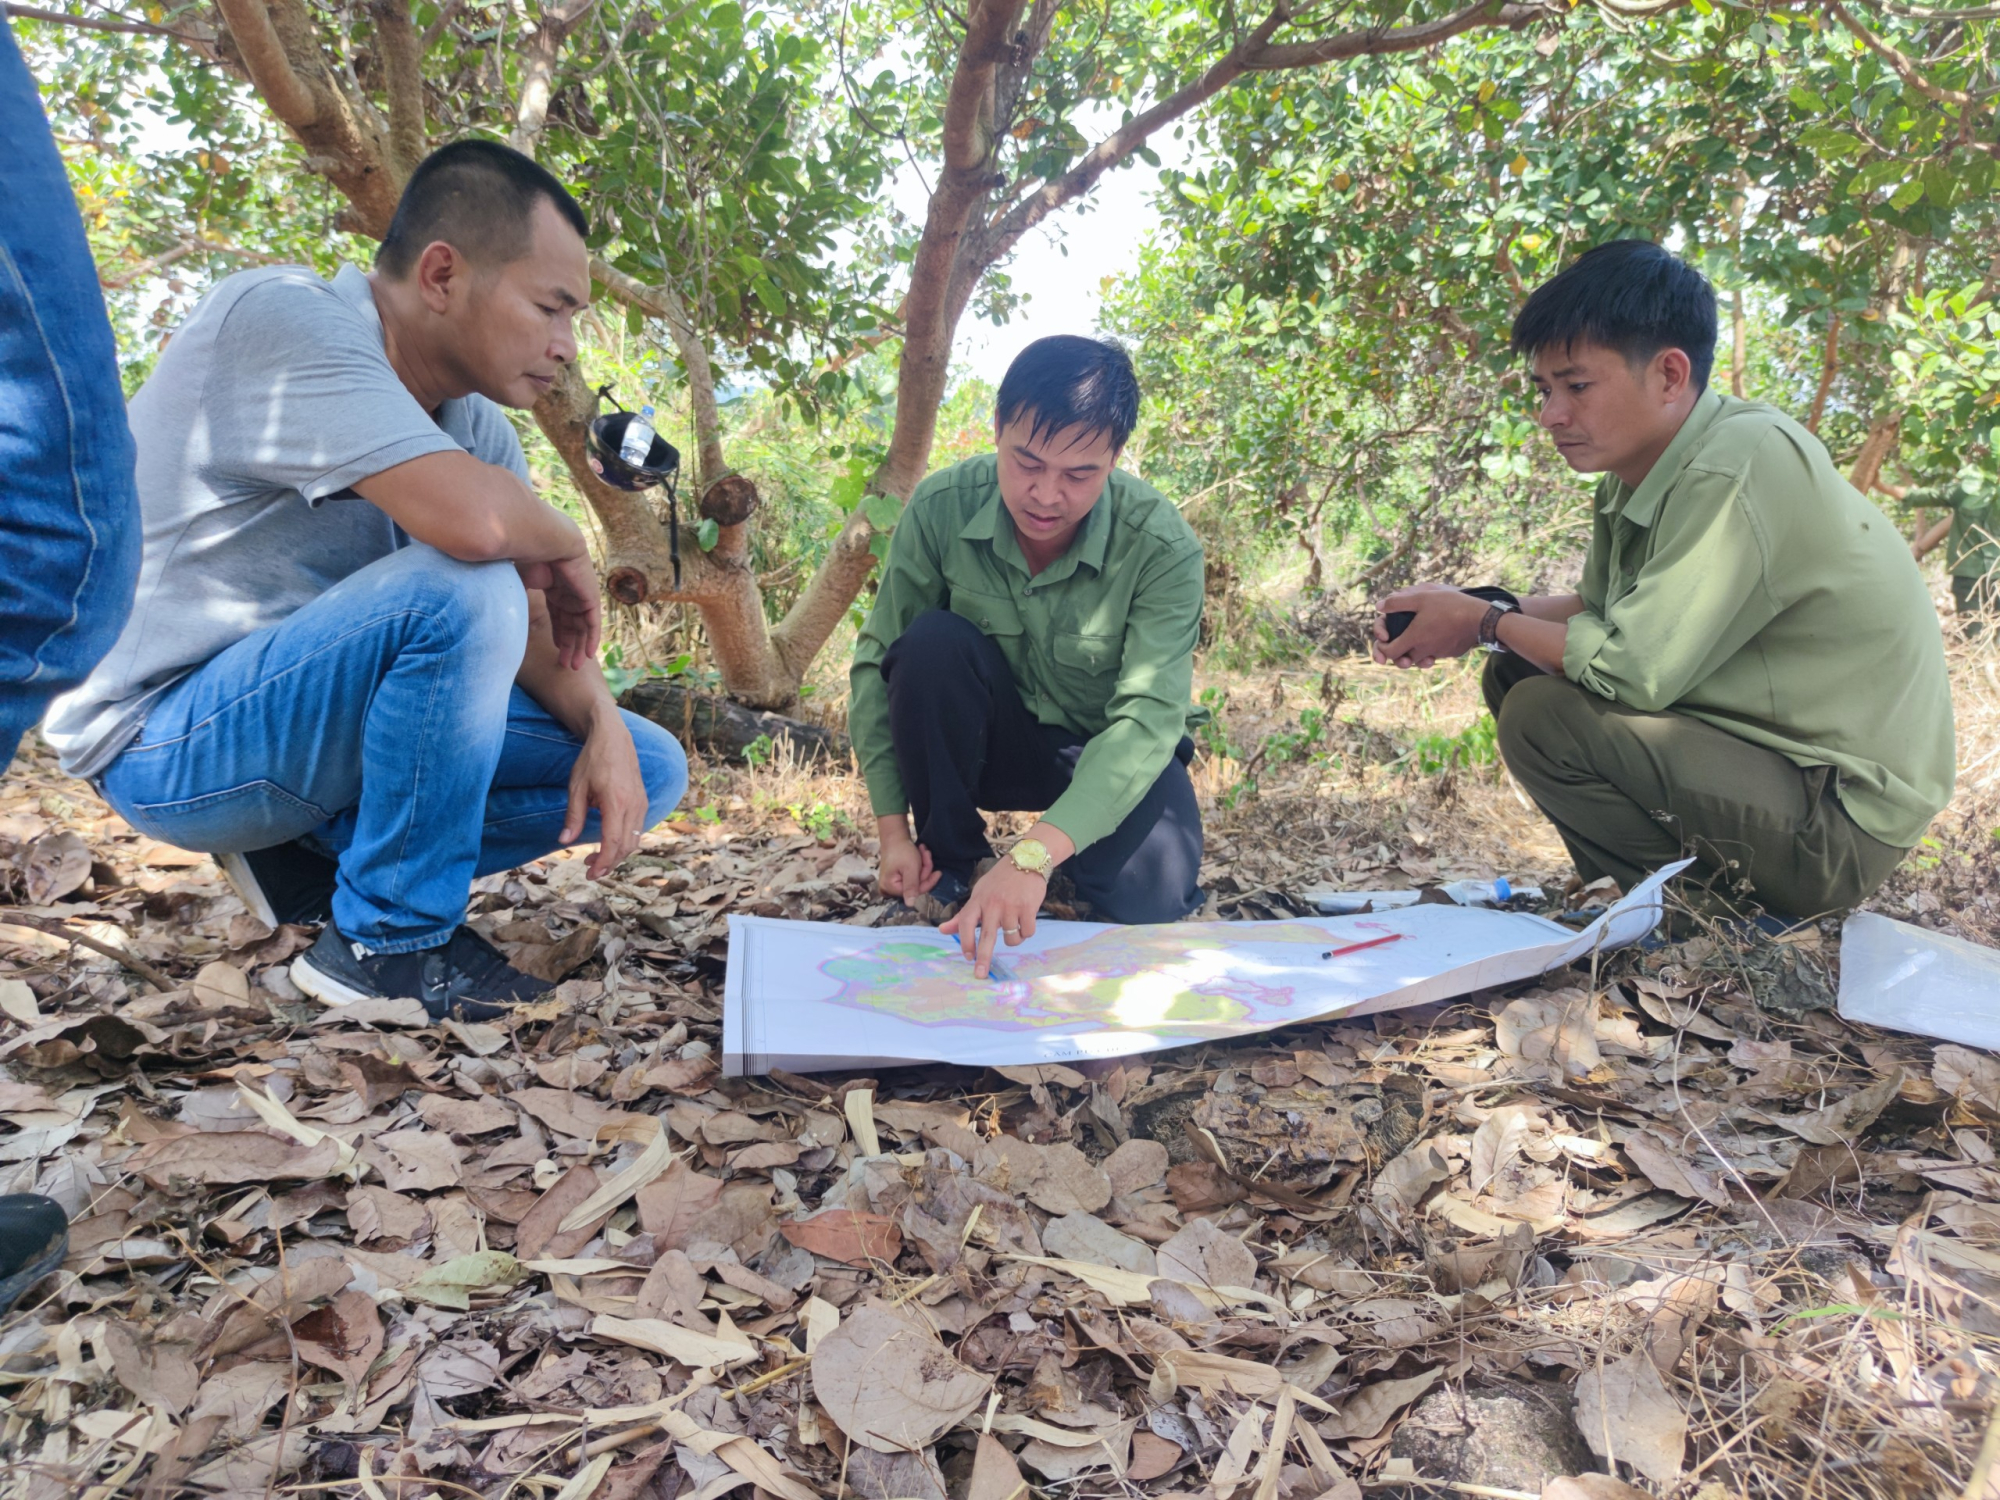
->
<box><xmin>1388</xmin><ymin>1383</ymin><xmax>1596</xmax><ymax>1494</ymax></box>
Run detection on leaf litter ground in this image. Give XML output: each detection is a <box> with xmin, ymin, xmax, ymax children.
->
<box><xmin>5</xmin><ymin>649</ymin><xmax>2000</xmax><ymax>1500</ymax></box>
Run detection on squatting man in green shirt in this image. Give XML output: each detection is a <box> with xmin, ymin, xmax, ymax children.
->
<box><xmin>850</xmin><ymin>336</ymin><xmax>1207</xmax><ymax>978</ymax></box>
<box><xmin>1374</xmin><ymin>241</ymin><xmax>1955</xmax><ymax>920</ymax></box>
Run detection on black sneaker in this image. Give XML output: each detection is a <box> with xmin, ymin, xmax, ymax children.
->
<box><xmin>0</xmin><ymin>1194</ymin><xmax>68</xmax><ymax>1314</ymax></box>
<box><xmin>216</xmin><ymin>839</ymin><xmax>339</xmax><ymax>927</ymax></box>
<box><xmin>290</xmin><ymin>923</ymin><xmax>551</xmax><ymax>1021</ymax></box>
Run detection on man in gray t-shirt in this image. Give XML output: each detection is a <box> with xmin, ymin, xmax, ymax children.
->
<box><xmin>44</xmin><ymin>140</ymin><xmax>686</xmax><ymax>1019</ymax></box>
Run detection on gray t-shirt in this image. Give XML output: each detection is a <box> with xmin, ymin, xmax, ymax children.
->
<box><xmin>44</xmin><ymin>263</ymin><xmax>530</xmax><ymax>779</ymax></box>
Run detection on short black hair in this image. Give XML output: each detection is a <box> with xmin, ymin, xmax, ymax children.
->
<box><xmin>1511</xmin><ymin>240</ymin><xmax>1718</xmax><ymax>392</ymax></box>
<box><xmin>995</xmin><ymin>336</ymin><xmax>1140</xmax><ymax>451</ymax></box>
<box><xmin>377</xmin><ymin>139</ymin><xmax>589</xmax><ymax>278</ymax></box>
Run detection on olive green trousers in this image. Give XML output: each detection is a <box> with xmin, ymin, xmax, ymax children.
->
<box><xmin>1482</xmin><ymin>653</ymin><xmax>1905</xmax><ymax>919</ymax></box>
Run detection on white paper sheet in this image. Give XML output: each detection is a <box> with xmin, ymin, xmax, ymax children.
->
<box><xmin>1838</xmin><ymin>909</ymin><xmax>2000</xmax><ymax>1049</ymax></box>
<box><xmin>723</xmin><ymin>861</ymin><xmax>1688</xmax><ymax>1076</ymax></box>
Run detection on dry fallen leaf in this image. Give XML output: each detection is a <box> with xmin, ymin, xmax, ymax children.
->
<box><xmin>1573</xmin><ymin>1348</ymin><xmax>1687</xmax><ymax>1483</ymax></box>
<box><xmin>404</xmin><ymin>1250</ymin><xmax>523</xmax><ymax>1310</ymax></box>
<box><xmin>967</xmin><ymin>1431</ymin><xmax>1026</xmax><ymax>1500</ymax></box>
<box><xmin>1623</xmin><ymin>1128</ymin><xmax>1730</xmax><ymax>1208</ymax></box>
<box><xmin>292</xmin><ymin>1289</ymin><xmax>384</xmax><ymax>1387</ymax></box>
<box><xmin>810</xmin><ymin>1302</ymin><xmax>991</xmax><ymax>1454</ymax></box>
<box><xmin>635</xmin><ymin>1157</ymin><xmax>726</xmax><ymax>1248</ymax></box>
<box><xmin>0</xmin><ymin>978</ymin><xmax>42</xmax><ymax>1025</ymax></box>
<box><xmin>1026</xmin><ymin>1141</ymin><xmax>1113</xmax><ymax>1214</ymax></box>
<box><xmin>1469</xmin><ymin>1104</ymin><xmax>1537</xmax><ymax>1195</ymax></box>
<box><xmin>131</xmin><ymin>1131</ymin><xmax>345</xmax><ymax>1187</ymax></box>
<box><xmin>590</xmin><ymin>1313</ymin><xmax>759</xmax><ymax>1372</ymax></box>
<box><xmin>1044</xmin><ymin>1211</ymin><xmax>1157</xmax><ymax>1275</ymax></box>
<box><xmin>1777</xmin><ymin>1069</ymin><xmax>1903</xmax><ymax>1147</ymax></box>
<box><xmin>779</xmin><ymin>1208</ymin><xmax>903</xmax><ymax>1267</ymax></box>
<box><xmin>1127</xmin><ymin>1431</ymin><xmax>1183</xmax><ymax>1483</ymax></box>
<box><xmin>1934</xmin><ymin>1045</ymin><xmax>2000</xmax><ymax>1114</ymax></box>
<box><xmin>1157</xmin><ymin>1216</ymin><xmax>1256</xmax><ymax>1290</ymax></box>
<box><xmin>1372</xmin><ymin>1142</ymin><xmax>1449</xmax><ymax>1222</ymax></box>
<box><xmin>1318</xmin><ymin>1366</ymin><xmax>1441</xmax><ymax>1440</ymax></box>
<box><xmin>189</xmin><ymin>961</ymin><xmax>251</xmax><ymax>1011</ymax></box>
<box><xmin>1542</xmin><ymin>1476</ymin><xmax>1657</xmax><ymax>1500</ymax></box>
<box><xmin>23</xmin><ymin>829</ymin><xmax>90</xmax><ymax>903</ymax></box>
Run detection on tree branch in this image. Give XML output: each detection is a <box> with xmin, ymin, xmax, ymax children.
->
<box><xmin>369</xmin><ymin>0</ymin><xmax>426</xmax><ymax>174</ymax></box>
<box><xmin>1242</xmin><ymin>0</ymin><xmax>1547</xmax><ymax>73</ymax></box>
<box><xmin>1825</xmin><ymin>0</ymin><xmax>1976</xmax><ymax>108</ymax></box>
<box><xmin>1</xmin><ymin>2</ymin><xmax>209</xmax><ymax>41</ymax></box>
<box><xmin>99</xmin><ymin>233</ymin><xmax>290</xmax><ymax>288</ymax></box>
<box><xmin>511</xmin><ymin>0</ymin><xmax>598</xmax><ymax>154</ymax></box>
<box><xmin>1879</xmin><ymin>0</ymin><xmax>2000</xmax><ymax>14</ymax></box>
<box><xmin>590</xmin><ymin>258</ymin><xmax>727</xmax><ymax>488</ymax></box>
<box><xmin>1807</xmin><ymin>313</ymin><xmax>1841</xmax><ymax>433</ymax></box>
<box><xmin>212</xmin><ymin>0</ymin><xmax>320</xmax><ymax>126</ymax></box>
<box><xmin>987</xmin><ymin>0</ymin><xmax>1542</xmax><ymax>268</ymax></box>
<box><xmin>210</xmin><ymin>0</ymin><xmax>405</xmax><ymax>234</ymax></box>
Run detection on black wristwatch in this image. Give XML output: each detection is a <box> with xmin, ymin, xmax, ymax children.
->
<box><xmin>1478</xmin><ymin>598</ymin><xmax>1520</xmax><ymax>653</ymax></box>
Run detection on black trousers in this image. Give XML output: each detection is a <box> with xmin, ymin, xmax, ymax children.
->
<box><xmin>880</xmin><ymin>610</ymin><xmax>1204</xmax><ymax>924</ymax></box>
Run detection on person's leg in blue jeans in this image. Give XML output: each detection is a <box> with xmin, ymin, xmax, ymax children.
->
<box><xmin>98</xmin><ymin>544</ymin><xmax>687</xmax><ymax>954</ymax></box>
<box><xmin>0</xmin><ymin>20</ymin><xmax>140</xmax><ymax>762</ymax></box>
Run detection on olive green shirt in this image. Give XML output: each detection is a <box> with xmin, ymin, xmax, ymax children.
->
<box><xmin>1565</xmin><ymin>390</ymin><xmax>1955</xmax><ymax>849</ymax></box>
<box><xmin>1903</xmin><ymin>467</ymin><xmax>2000</xmax><ymax>581</ymax></box>
<box><xmin>850</xmin><ymin>455</ymin><xmax>1205</xmax><ymax>852</ymax></box>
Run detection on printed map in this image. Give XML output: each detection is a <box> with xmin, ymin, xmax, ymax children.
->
<box><xmin>722</xmin><ymin>862</ymin><xmax>1684</xmax><ymax>1075</ymax></box>
<box><xmin>817</xmin><ymin>921</ymin><xmax>1393</xmax><ymax>1035</ymax></box>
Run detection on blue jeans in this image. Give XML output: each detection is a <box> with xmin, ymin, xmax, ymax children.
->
<box><xmin>98</xmin><ymin>544</ymin><xmax>688</xmax><ymax>951</ymax></box>
<box><xmin>0</xmin><ymin>20</ymin><xmax>140</xmax><ymax>762</ymax></box>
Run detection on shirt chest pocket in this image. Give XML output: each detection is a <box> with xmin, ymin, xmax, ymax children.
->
<box><xmin>949</xmin><ymin>588</ymin><xmax>1023</xmax><ymax>638</ymax></box>
<box><xmin>1052</xmin><ymin>631</ymin><xmax>1122</xmax><ymax>683</ymax></box>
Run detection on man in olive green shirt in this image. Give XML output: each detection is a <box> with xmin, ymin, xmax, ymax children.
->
<box><xmin>1900</xmin><ymin>456</ymin><xmax>2000</xmax><ymax>627</ymax></box>
<box><xmin>851</xmin><ymin>336</ymin><xmax>1206</xmax><ymax>975</ymax></box>
<box><xmin>1377</xmin><ymin>242</ymin><xmax>1954</xmax><ymax>919</ymax></box>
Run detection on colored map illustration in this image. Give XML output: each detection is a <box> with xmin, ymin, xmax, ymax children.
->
<box><xmin>818</xmin><ymin>920</ymin><xmax>1400</xmax><ymax>1036</ymax></box>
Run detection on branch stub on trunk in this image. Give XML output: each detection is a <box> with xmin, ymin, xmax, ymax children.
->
<box><xmin>607</xmin><ymin>567</ymin><xmax>650</xmax><ymax>605</ymax></box>
<box><xmin>700</xmin><ymin>473</ymin><xmax>760</xmax><ymax>527</ymax></box>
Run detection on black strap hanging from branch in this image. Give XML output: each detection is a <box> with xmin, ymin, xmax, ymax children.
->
<box><xmin>667</xmin><ymin>470</ymin><xmax>681</xmax><ymax>593</ymax></box>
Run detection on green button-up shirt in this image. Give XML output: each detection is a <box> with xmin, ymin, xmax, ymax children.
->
<box><xmin>850</xmin><ymin>455</ymin><xmax>1205</xmax><ymax>852</ymax></box>
<box><xmin>1564</xmin><ymin>390</ymin><xmax>1955</xmax><ymax>849</ymax></box>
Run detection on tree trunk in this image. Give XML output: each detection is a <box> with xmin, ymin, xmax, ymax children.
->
<box><xmin>1730</xmin><ymin>288</ymin><xmax>1746</xmax><ymax>397</ymax></box>
<box><xmin>619</xmin><ymin>680</ymin><xmax>850</xmax><ymax>765</ymax></box>
<box><xmin>529</xmin><ymin>363</ymin><xmax>801</xmax><ymax>708</ymax></box>
<box><xmin>1848</xmin><ymin>410</ymin><xmax>1902</xmax><ymax>496</ymax></box>
<box><xmin>1806</xmin><ymin>313</ymin><xmax>1841</xmax><ymax>434</ymax></box>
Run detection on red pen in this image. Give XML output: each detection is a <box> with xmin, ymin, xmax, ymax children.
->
<box><xmin>1321</xmin><ymin>932</ymin><xmax>1407</xmax><ymax>960</ymax></box>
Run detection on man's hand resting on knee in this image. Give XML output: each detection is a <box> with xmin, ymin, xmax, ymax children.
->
<box><xmin>357</xmin><ymin>451</ymin><xmax>602</xmax><ymax>667</ymax></box>
<box><xmin>944</xmin><ymin>821</ymin><xmax>1075</xmax><ymax>980</ymax></box>
<box><xmin>514</xmin><ymin>552</ymin><xmax>602</xmax><ymax>671</ymax></box>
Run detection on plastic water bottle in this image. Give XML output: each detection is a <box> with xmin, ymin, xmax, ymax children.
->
<box><xmin>619</xmin><ymin>405</ymin><xmax>656</xmax><ymax>467</ymax></box>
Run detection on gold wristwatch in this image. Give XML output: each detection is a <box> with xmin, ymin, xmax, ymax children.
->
<box><xmin>1008</xmin><ymin>837</ymin><xmax>1053</xmax><ymax>879</ymax></box>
